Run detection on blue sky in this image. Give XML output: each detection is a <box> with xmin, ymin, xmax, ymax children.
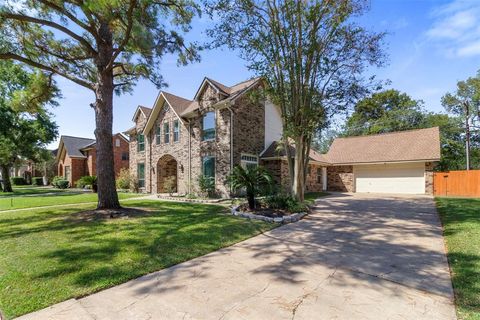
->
<box><xmin>47</xmin><ymin>0</ymin><xmax>480</xmax><ymax>148</ymax></box>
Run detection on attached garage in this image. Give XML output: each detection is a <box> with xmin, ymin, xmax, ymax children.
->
<box><xmin>354</xmin><ymin>162</ymin><xmax>425</xmax><ymax>194</ymax></box>
<box><xmin>318</xmin><ymin>127</ymin><xmax>441</xmax><ymax>195</ymax></box>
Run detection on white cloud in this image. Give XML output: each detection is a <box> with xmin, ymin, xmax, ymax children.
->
<box><xmin>426</xmin><ymin>0</ymin><xmax>480</xmax><ymax>57</ymax></box>
<box><xmin>458</xmin><ymin>40</ymin><xmax>480</xmax><ymax>56</ymax></box>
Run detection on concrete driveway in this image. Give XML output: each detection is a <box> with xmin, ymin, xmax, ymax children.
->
<box><xmin>18</xmin><ymin>193</ymin><xmax>456</xmax><ymax>320</ymax></box>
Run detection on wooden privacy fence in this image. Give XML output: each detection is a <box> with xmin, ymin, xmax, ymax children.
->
<box><xmin>434</xmin><ymin>170</ymin><xmax>480</xmax><ymax>197</ymax></box>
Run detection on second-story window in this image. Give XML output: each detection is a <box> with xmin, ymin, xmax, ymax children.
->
<box><xmin>164</xmin><ymin>121</ymin><xmax>170</xmax><ymax>144</ymax></box>
<box><xmin>202</xmin><ymin>111</ymin><xmax>215</xmax><ymax>141</ymax></box>
<box><xmin>155</xmin><ymin>125</ymin><xmax>161</xmax><ymax>144</ymax></box>
<box><xmin>173</xmin><ymin>120</ymin><xmax>179</xmax><ymax>142</ymax></box>
<box><xmin>137</xmin><ymin>134</ymin><xmax>145</xmax><ymax>152</ymax></box>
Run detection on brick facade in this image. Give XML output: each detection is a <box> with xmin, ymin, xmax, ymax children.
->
<box><xmin>260</xmin><ymin>159</ymin><xmax>325</xmax><ymax>193</ymax></box>
<box><xmin>129</xmin><ymin>81</ymin><xmax>289</xmax><ymax>197</ymax></box>
<box><xmin>326</xmin><ymin>165</ymin><xmax>354</xmax><ymax>192</ymax></box>
<box><xmin>57</xmin><ymin>133</ymin><xmax>129</xmax><ymax>187</ymax></box>
<box><xmin>425</xmin><ymin>162</ymin><xmax>436</xmax><ymax>195</ymax></box>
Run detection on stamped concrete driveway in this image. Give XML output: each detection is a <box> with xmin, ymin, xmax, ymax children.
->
<box><xmin>18</xmin><ymin>193</ymin><xmax>456</xmax><ymax>320</ymax></box>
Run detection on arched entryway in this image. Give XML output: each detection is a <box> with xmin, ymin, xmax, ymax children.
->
<box><xmin>58</xmin><ymin>164</ymin><xmax>63</xmax><ymax>177</ymax></box>
<box><xmin>157</xmin><ymin>155</ymin><xmax>178</xmax><ymax>193</ymax></box>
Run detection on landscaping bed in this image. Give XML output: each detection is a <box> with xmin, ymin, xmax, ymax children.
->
<box><xmin>231</xmin><ymin>203</ymin><xmax>308</xmax><ymax>223</ymax></box>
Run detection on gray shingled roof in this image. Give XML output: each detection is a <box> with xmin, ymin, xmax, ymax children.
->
<box><xmin>319</xmin><ymin>127</ymin><xmax>441</xmax><ymax>164</ymax></box>
<box><xmin>176</xmin><ymin>77</ymin><xmax>262</xmax><ymax>117</ymax></box>
<box><xmin>61</xmin><ymin>136</ymin><xmax>96</xmax><ymax>158</ymax></box>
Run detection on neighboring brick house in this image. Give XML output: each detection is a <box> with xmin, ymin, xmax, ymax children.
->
<box><xmin>126</xmin><ymin>77</ymin><xmax>440</xmax><ymax>196</ymax></box>
<box><xmin>56</xmin><ymin>133</ymin><xmax>130</xmax><ymax>186</ymax></box>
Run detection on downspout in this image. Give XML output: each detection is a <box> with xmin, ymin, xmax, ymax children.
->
<box><xmin>188</xmin><ymin>119</ymin><xmax>192</xmax><ymax>194</ymax></box>
<box><xmin>149</xmin><ymin>131</ymin><xmax>152</xmax><ymax>193</ymax></box>
<box><xmin>227</xmin><ymin>104</ymin><xmax>234</xmax><ymax>194</ymax></box>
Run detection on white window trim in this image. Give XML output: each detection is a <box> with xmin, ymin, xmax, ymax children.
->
<box><xmin>240</xmin><ymin>153</ymin><xmax>259</xmax><ymax>169</ymax></box>
<box><xmin>202</xmin><ymin>111</ymin><xmax>216</xmax><ymax>141</ymax></box>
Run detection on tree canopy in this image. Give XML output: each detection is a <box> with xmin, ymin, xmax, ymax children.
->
<box><xmin>343</xmin><ymin>89</ymin><xmax>425</xmax><ymax>136</ymax></box>
<box><xmin>0</xmin><ymin>0</ymin><xmax>201</xmax><ymax>208</ymax></box>
<box><xmin>206</xmin><ymin>0</ymin><xmax>385</xmax><ymax>200</ymax></box>
<box><xmin>0</xmin><ymin>60</ymin><xmax>58</xmax><ymax>192</ymax></box>
<box><xmin>441</xmin><ymin>71</ymin><xmax>480</xmax><ymax>170</ymax></box>
<box><xmin>340</xmin><ymin>88</ymin><xmax>478</xmax><ymax>171</ymax></box>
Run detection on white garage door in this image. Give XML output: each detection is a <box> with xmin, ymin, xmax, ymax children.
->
<box><xmin>354</xmin><ymin>163</ymin><xmax>425</xmax><ymax>194</ymax></box>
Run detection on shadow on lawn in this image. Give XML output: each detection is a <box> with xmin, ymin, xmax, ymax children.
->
<box><xmin>447</xmin><ymin>252</ymin><xmax>480</xmax><ymax>316</ymax></box>
<box><xmin>436</xmin><ymin>197</ymin><xmax>480</xmax><ymax>235</ymax></box>
<box><xmin>20</xmin><ymin>201</ymin><xmax>266</xmax><ymax>289</ymax></box>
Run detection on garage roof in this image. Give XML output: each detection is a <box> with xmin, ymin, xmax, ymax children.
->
<box><xmin>320</xmin><ymin>127</ymin><xmax>441</xmax><ymax>165</ymax></box>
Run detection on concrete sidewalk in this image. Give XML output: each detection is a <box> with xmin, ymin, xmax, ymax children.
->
<box><xmin>17</xmin><ymin>193</ymin><xmax>456</xmax><ymax>319</ymax></box>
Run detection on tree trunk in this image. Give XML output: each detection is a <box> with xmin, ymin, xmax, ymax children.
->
<box><xmin>94</xmin><ymin>26</ymin><xmax>120</xmax><ymax>210</ymax></box>
<box><xmin>283</xmin><ymin>136</ymin><xmax>295</xmax><ymax>193</ymax></box>
<box><xmin>1</xmin><ymin>164</ymin><xmax>13</xmax><ymax>192</ymax></box>
<box><xmin>292</xmin><ymin>137</ymin><xmax>305</xmax><ymax>202</ymax></box>
<box><xmin>247</xmin><ymin>192</ymin><xmax>255</xmax><ymax>210</ymax></box>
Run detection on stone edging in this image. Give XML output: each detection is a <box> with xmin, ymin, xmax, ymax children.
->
<box><xmin>156</xmin><ymin>195</ymin><xmax>225</xmax><ymax>203</ymax></box>
<box><xmin>231</xmin><ymin>205</ymin><xmax>308</xmax><ymax>224</ymax></box>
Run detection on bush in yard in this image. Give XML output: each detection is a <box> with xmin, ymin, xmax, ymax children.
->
<box><xmin>164</xmin><ymin>176</ymin><xmax>176</xmax><ymax>195</ymax></box>
<box><xmin>228</xmin><ymin>165</ymin><xmax>273</xmax><ymax>210</ymax></box>
<box><xmin>51</xmin><ymin>176</ymin><xmax>63</xmax><ymax>188</ymax></box>
<box><xmin>10</xmin><ymin>177</ymin><xmax>27</xmax><ymax>185</ymax></box>
<box><xmin>76</xmin><ymin>176</ymin><xmax>97</xmax><ymax>192</ymax></box>
<box><xmin>32</xmin><ymin>177</ymin><xmax>43</xmax><ymax>186</ymax></box>
<box><xmin>55</xmin><ymin>179</ymin><xmax>69</xmax><ymax>189</ymax></box>
<box><xmin>116</xmin><ymin>168</ymin><xmax>131</xmax><ymax>189</ymax></box>
<box><xmin>197</xmin><ymin>175</ymin><xmax>216</xmax><ymax>198</ymax></box>
<box><xmin>264</xmin><ymin>193</ymin><xmax>307</xmax><ymax>213</ymax></box>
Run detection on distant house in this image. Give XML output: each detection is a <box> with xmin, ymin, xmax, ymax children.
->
<box><xmin>56</xmin><ymin>133</ymin><xmax>129</xmax><ymax>186</ymax></box>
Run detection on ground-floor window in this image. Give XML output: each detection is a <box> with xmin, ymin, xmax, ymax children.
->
<box><xmin>64</xmin><ymin>166</ymin><xmax>71</xmax><ymax>182</ymax></box>
<box><xmin>316</xmin><ymin>167</ymin><xmax>322</xmax><ymax>183</ymax></box>
<box><xmin>138</xmin><ymin>163</ymin><xmax>145</xmax><ymax>188</ymax></box>
<box><xmin>240</xmin><ymin>154</ymin><xmax>258</xmax><ymax>169</ymax></box>
<box><xmin>121</xmin><ymin>152</ymin><xmax>129</xmax><ymax>161</ymax></box>
<box><xmin>202</xmin><ymin>156</ymin><xmax>215</xmax><ymax>178</ymax></box>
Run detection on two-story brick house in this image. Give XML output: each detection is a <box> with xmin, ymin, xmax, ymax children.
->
<box><xmin>56</xmin><ymin>133</ymin><xmax>130</xmax><ymax>186</ymax></box>
<box><xmin>126</xmin><ymin>76</ymin><xmax>442</xmax><ymax>197</ymax></box>
<box><xmin>125</xmin><ymin>77</ymin><xmax>328</xmax><ymax>197</ymax></box>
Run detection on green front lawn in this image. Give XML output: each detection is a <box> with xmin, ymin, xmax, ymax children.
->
<box><xmin>0</xmin><ymin>200</ymin><xmax>274</xmax><ymax>319</ymax></box>
<box><xmin>304</xmin><ymin>192</ymin><xmax>329</xmax><ymax>205</ymax></box>
<box><xmin>0</xmin><ymin>187</ymin><xmax>138</xmax><ymax>211</ymax></box>
<box><xmin>436</xmin><ymin>197</ymin><xmax>480</xmax><ymax>320</ymax></box>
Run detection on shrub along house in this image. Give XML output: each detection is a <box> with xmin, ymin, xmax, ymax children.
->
<box><xmin>56</xmin><ymin>134</ymin><xmax>130</xmax><ymax>187</ymax></box>
<box><xmin>126</xmin><ymin>76</ymin><xmax>441</xmax><ymax>197</ymax></box>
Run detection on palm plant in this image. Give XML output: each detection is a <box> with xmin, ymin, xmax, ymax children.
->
<box><xmin>228</xmin><ymin>165</ymin><xmax>273</xmax><ymax>210</ymax></box>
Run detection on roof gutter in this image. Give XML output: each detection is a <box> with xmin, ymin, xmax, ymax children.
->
<box><xmin>330</xmin><ymin>159</ymin><xmax>441</xmax><ymax>166</ymax></box>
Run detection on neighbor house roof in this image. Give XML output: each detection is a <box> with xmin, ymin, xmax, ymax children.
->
<box><xmin>59</xmin><ymin>136</ymin><xmax>96</xmax><ymax>159</ymax></box>
<box><xmin>261</xmin><ymin>141</ymin><xmax>329</xmax><ymax>164</ymax></box>
<box><xmin>320</xmin><ymin>127</ymin><xmax>441</xmax><ymax>165</ymax></box>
